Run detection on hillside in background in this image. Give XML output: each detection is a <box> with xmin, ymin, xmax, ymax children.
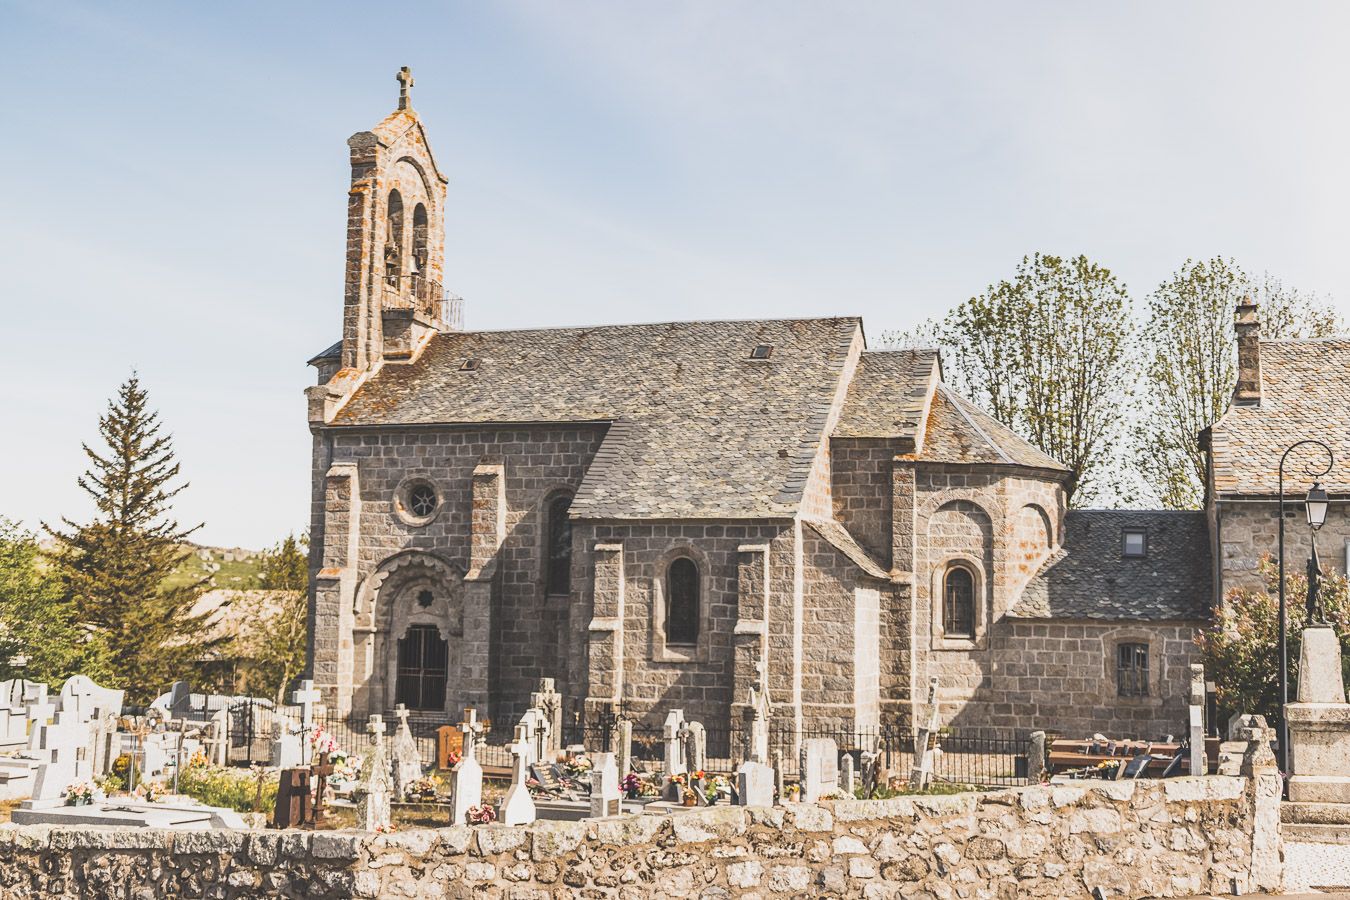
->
<box><xmin>162</xmin><ymin>544</ymin><xmax>265</xmax><ymax>591</ymax></box>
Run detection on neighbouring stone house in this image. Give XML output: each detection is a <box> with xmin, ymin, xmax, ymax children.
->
<box><xmin>1206</xmin><ymin>300</ymin><xmax>1350</xmax><ymax>602</ymax></box>
<box><xmin>303</xmin><ymin>72</ymin><xmax>1211</xmax><ymax>743</ymax></box>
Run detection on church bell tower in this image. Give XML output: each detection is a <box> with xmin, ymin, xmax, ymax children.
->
<box><xmin>340</xmin><ymin>67</ymin><xmax>450</xmax><ymax>371</ymax></box>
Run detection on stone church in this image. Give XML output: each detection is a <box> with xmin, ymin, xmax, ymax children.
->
<box><xmin>304</xmin><ymin>73</ymin><xmax>1214</xmax><ymax>741</ymax></box>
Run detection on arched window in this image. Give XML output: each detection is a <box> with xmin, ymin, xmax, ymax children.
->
<box><xmin>396</xmin><ymin>624</ymin><xmax>447</xmax><ymax>710</ymax></box>
<box><xmin>545</xmin><ymin>494</ymin><xmax>572</xmax><ymax>596</ymax></box>
<box><xmin>666</xmin><ymin>557</ymin><xmax>700</xmax><ymax>645</ymax></box>
<box><xmin>385</xmin><ymin>190</ymin><xmax>404</xmax><ymax>287</ymax></box>
<box><xmin>943</xmin><ymin>566</ymin><xmax>975</xmax><ymax>639</ymax></box>
<box><xmin>411</xmin><ymin>203</ymin><xmax>428</xmax><ymax>275</ymax></box>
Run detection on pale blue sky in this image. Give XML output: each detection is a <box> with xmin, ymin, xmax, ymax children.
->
<box><xmin>4</xmin><ymin>1</ymin><xmax>1350</xmax><ymax>547</ymax></box>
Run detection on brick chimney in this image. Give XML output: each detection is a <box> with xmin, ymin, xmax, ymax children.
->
<box><xmin>1233</xmin><ymin>298</ymin><xmax>1262</xmax><ymax>406</ymax></box>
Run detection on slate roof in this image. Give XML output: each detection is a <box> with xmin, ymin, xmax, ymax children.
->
<box><xmin>1010</xmin><ymin>510</ymin><xmax>1211</xmax><ymax>620</ymax></box>
<box><xmin>920</xmin><ymin>385</ymin><xmax>1069</xmax><ymax>472</ymax></box>
<box><xmin>833</xmin><ymin>350</ymin><xmax>938</xmax><ymax>440</ymax></box>
<box><xmin>331</xmin><ymin>317</ymin><xmax>861</xmax><ymax>519</ymax></box>
<box><xmin>806</xmin><ymin>520</ymin><xmax>890</xmax><ymax>579</ymax></box>
<box><xmin>1209</xmin><ymin>339</ymin><xmax>1350</xmax><ymax>496</ymax></box>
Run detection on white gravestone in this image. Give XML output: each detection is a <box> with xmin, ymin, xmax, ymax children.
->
<box><xmin>589</xmin><ymin>751</ymin><xmax>621</xmax><ymax>818</ymax></box>
<box><xmin>291</xmin><ymin>680</ymin><xmax>322</xmax><ymax>735</ymax></box>
<box><xmin>662</xmin><ymin>709</ymin><xmax>687</xmax><ymax>801</ymax></box>
<box><xmin>356</xmin><ymin>715</ymin><xmax>392</xmax><ymax>832</ymax></box>
<box><xmin>517</xmin><ymin>708</ymin><xmax>543</xmax><ymax>767</ymax></box>
<box><xmin>613</xmin><ymin>718</ymin><xmax>633</xmax><ymax>777</ymax></box>
<box><xmin>1188</xmin><ymin>664</ymin><xmax>1207</xmax><ymax>776</ymax></box>
<box><xmin>736</xmin><ymin>760</ymin><xmax>774</xmax><ymax>807</ymax></box>
<box><xmin>530</xmin><ymin>679</ymin><xmax>563</xmax><ymax>757</ymax></box>
<box><xmin>25</xmin><ymin>706</ymin><xmax>95</xmax><ymax>806</ymax></box>
<box><xmin>799</xmin><ymin>738</ymin><xmax>839</xmax><ymax>803</ymax></box>
<box><xmin>498</xmin><ymin>725</ymin><xmax>537</xmax><ymax>826</ymax></box>
<box><xmin>685</xmin><ymin>721</ymin><xmax>706</xmax><ymax>773</ymax></box>
<box><xmin>450</xmin><ymin>709</ymin><xmax>484</xmax><ymax>826</ymax></box>
<box><xmin>744</xmin><ymin>686</ymin><xmax>770</xmax><ymax>765</ymax></box>
<box><xmin>270</xmin><ymin>720</ymin><xmax>304</xmax><ymax>770</ymax></box>
<box><xmin>841</xmin><ymin>754</ymin><xmax>856</xmax><ymax>796</ymax></box>
<box><xmin>391</xmin><ymin>704</ymin><xmax>423</xmax><ymax>798</ymax></box>
<box><xmin>909</xmin><ymin>676</ymin><xmax>941</xmax><ymax>789</ymax></box>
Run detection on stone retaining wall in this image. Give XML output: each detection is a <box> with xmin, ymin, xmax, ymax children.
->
<box><xmin>0</xmin><ymin>776</ymin><xmax>1279</xmax><ymax>899</ymax></box>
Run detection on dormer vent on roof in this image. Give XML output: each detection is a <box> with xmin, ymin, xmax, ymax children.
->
<box><xmin>750</xmin><ymin>344</ymin><xmax>774</xmax><ymax>360</ymax></box>
<box><xmin>459</xmin><ymin>357</ymin><xmax>481</xmax><ymax>372</ymax></box>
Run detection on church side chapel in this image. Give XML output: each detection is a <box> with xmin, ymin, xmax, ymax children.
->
<box><xmin>305</xmin><ymin>71</ymin><xmax>1210</xmax><ymax>746</ymax></box>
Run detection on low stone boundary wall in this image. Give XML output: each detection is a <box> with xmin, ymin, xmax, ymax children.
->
<box><xmin>0</xmin><ymin>776</ymin><xmax>1279</xmax><ymax>899</ymax></box>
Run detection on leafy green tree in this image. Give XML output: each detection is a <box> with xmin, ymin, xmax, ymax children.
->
<box><xmin>1134</xmin><ymin>259</ymin><xmax>1341</xmax><ymax>509</ymax></box>
<box><xmin>232</xmin><ymin>534</ymin><xmax>309</xmax><ymax>704</ymax></box>
<box><xmin>44</xmin><ymin>374</ymin><xmax>214</xmax><ymax>702</ymax></box>
<box><xmin>0</xmin><ymin>518</ymin><xmax>109</xmax><ymax>687</ymax></box>
<box><xmin>1197</xmin><ymin>554</ymin><xmax>1350</xmax><ymax>723</ymax></box>
<box><xmin>927</xmin><ymin>253</ymin><xmax>1134</xmax><ymax>503</ymax></box>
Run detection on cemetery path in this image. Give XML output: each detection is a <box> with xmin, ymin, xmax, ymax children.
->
<box><xmin>1283</xmin><ymin>841</ymin><xmax>1350</xmax><ymax>893</ymax></box>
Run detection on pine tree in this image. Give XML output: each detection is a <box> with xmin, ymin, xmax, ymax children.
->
<box><xmin>44</xmin><ymin>374</ymin><xmax>213</xmax><ymax>702</ymax></box>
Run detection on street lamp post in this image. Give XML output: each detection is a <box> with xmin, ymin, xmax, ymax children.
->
<box><xmin>1277</xmin><ymin>441</ymin><xmax>1333</xmax><ymax>772</ymax></box>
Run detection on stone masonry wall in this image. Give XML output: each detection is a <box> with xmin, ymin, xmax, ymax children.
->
<box><xmin>1216</xmin><ymin>499</ymin><xmax>1350</xmax><ymax>596</ymax></box>
<box><xmin>312</xmin><ymin>424</ymin><xmax>607</xmax><ymax>725</ymax></box>
<box><xmin>0</xmin><ymin>777</ymin><xmax>1276</xmax><ymax>899</ymax></box>
<box><xmin>830</xmin><ymin>438</ymin><xmax>902</xmax><ymax>567</ymax></box>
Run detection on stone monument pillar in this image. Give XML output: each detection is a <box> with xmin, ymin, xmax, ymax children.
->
<box><xmin>1286</xmin><ymin>624</ymin><xmax>1350</xmax><ymax>802</ymax></box>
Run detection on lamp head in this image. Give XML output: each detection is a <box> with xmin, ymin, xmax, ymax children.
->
<box><xmin>1306</xmin><ymin>481</ymin><xmax>1330</xmax><ymax>530</ymax></box>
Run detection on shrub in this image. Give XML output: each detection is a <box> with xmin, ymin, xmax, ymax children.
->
<box><xmin>177</xmin><ymin>765</ymin><xmax>276</xmax><ymax>813</ymax></box>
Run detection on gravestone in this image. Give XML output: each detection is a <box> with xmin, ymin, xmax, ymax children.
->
<box><xmin>736</xmin><ymin>759</ymin><xmax>774</xmax><ymax>807</ymax></box>
<box><xmin>1027</xmin><ymin>731</ymin><xmax>1047</xmax><ymax>784</ymax></box>
<box><xmin>909</xmin><ymin>675</ymin><xmax>941</xmax><ymax>789</ymax></box>
<box><xmin>841</xmin><ymin>754</ymin><xmax>855</xmax><ymax>796</ymax></box>
<box><xmin>450</xmin><ymin>709</ymin><xmax>484</xmax><ymax>826</ymax></box>
<box><xmin>23</xmin><ymin>704</ymin><xmax>95</xmax><ymax>806</ymax></box>
<box><xmin>273</xmin><ymin>767</ymin><xmax>313</xmax><ymax>828</ymax></box>
<box><xmin>771</xmin><ymin>750</ymin><xmax>784</xmax><ymax>802</ymax></box>
<box><xmin>589</xmin><ymin>751</ymin><xmax>621</xmax><ymax>818</ymax></box>
<box><xmin>743</xmin><ymin>685</ymin><xmax>770</xmax><ymax>765</ymax></box>
<box><xmin>270</xmin><ymin>719</ymin><xmax>304</xmax><ymax>770</ymax></box>
<box><xmin>613</xmin><ymin>718</ymin><xmax>632</xmax><ymax>775</ymax></box>
<box><xmin>498</xmin><ymin>725</ymin><xmax>537</xmax><ymax>826</ymax></box>
<box><xmin>291</xmin><ymin>680</ymin><xmax>322</xmax><ymax>736</ymax></box>
<box><xmin>517</xmin><ymin>707</ymin><xmax>544</xmax><ymax>766</ymax></box>
<box><xmin>530</xmin><ymin>679</ymin><xmax>564</xmax><ymax>758</ymax></box>
<box><xmin>859</xmin><ymin>750</ymin><xmax>879</xmax><ymax>799</ymax></box>
<box><xmin>355</xmin><ymin>715</ymin><xmax>392</xmax><ymax>832</ymax></box>
<box><xmin>390</xmin><ymin>704</ymin><xmax>423</xmax><ymax>798</ymax></box>
<box><xmin>663</xmin><ymin>709</ymin><xmax>687</xmax><ymax>776</ymax></box>
<box><xmin>799</xmin><ymin>738</ymin><xmax>839</xmax><ymax>803</ymax></box>
<box><xmin>1188</xmin><ymin>664</ymin><xmax>1207</xmax><ymax>776</ymax></box>
<box><xmin>167</xmin><ymin>681</ymin><xmax>193</xmax><ymax>721</ymax></box>
<box><xmin>686</xmin><ymin>720</ymin><xmax>707</xmax><ymax>772</ymax></box>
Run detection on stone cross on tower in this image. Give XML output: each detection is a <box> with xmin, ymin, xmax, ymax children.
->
<box><xmin>397</xmin><ymin>67</ymin><xmax>414</xmax><ymax>110</ymax></box>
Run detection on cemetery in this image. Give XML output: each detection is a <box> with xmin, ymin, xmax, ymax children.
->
<box><xmin>0</xmin><ymin>657</ymin><xmax>1305</xmax><ymax>896</ymax></box>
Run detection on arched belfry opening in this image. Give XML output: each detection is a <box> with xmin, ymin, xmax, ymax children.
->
<box><xmin>385</xmin><ymin>189</ymin><xmax>405</xmax><ymax>290</ymax></box>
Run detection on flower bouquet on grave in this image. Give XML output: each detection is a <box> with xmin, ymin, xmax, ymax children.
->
<box><xmin>466</xmin><ymin>804</ymin><xmax>496</xmax><ymax>825</ymax></box>
<box><xmin>709</xmin><ymin>775</ymin><xmax>731</xmax><ymax>801</ymax></box>
<box><xmin>309</xmin><ymin>725</ymin><xmax>338</xmax><ymax>760</ymax></box>
<box><xmin>187</xmin><ymin>748</ymin><xmax>208</xmax><ymax>770</ymax></box>
<box><xmin>64</xmin><ymin>782</ymin><xmax>95</xmax><ymax>807</ymax></box>
<box><xmin>133</xmin><ymin>782</ymin><xmax>165</xmax><ymax>804</ymax></box>
<box><xmin>621</xmin><ymin>773</ymin><xmax>642</xmax><ymax>799</ymax></box>
<box><xmin>639</xmin><ymin>778</ymin><xmax>660</xmax><ymax>798</ymax></box>
<box><xmin>444</xmin><ymin>750</ymin><xmax>461</xmax><ymax>769</ymax></box>
<box><xmin>681</xmin><ymin>787</ymin><xmax>698</xmax><ymax>807</ymax></box>
<box><xmin>564</xmin><ymin>755</ymin><xmax>592</xmax><ymax>778</ymax></box>
<box><xmin>782</xmin><ymin>783</ymin><xmax>801</xmax><ymax>803</ymax></box>
<box><xmin>404</xmin><ymin>777</ymin><xmax>440</xmax><ymax>803</ymax></box>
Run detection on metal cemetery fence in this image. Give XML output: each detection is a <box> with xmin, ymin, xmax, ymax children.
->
<box><xmin>201</xmin><ymin>701</ymin><xmax>1028</xmax><ymax>787</ymax></box>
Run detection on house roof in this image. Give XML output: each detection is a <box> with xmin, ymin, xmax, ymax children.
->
<box><xmin>920</xmin><ymin>385</ymin><xmax>1069</xmax><ymax>472</ymax></box>
<box><xmin>330</xmin><ymin>317</ymin><xmax>862</xmax><ymax>519</ymax></box>
<box><xmin>1010</xmin><ymin>510</ymin><xmax>1211</xmax><ymax>620</ymax></box>
<box><xmin>833</xmin><ymin>349</ymin><xmax>938</xmax><ymax>441</ymax></box>
<box><xmin>1209</xmin><ymin>339</ymin><xmax>1350</xmax><ymax>497</ymax></box>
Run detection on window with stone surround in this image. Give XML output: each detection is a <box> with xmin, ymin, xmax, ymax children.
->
<box><xmin>394</xmin><ymin>477</ymin><xmax>441</xmax><ymax>527</ymax></box>
<box><xmin>545</xmin><ymin>494</ymin><xmax>573</xmax><ymax>597</ymax></box>
<box><xmin>943</xmin><ymin>566</ymin><xmax>975</xmax><ymax>639</ymax></box>
<box><xmin>396</xmin><ymin>624</ymin><xmax>447</xmax><ymax>710</ymax></box>
<box><xmin>666</xmin><ymin>557</ymin><xmax>700</xmax><ymax>645</ymax></box>
<box><xmin>1117</xmin><ymin>642</ymin><xmax>1149</xmax><ymax>697</ymax></box>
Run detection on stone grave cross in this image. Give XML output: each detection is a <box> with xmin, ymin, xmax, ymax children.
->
<box><xmin>24</xmin><ymin>696</ymin><xmax>56</xmax><ymax>756</ymax></box>
<box><xmin>909</xmin><ymin>675</ymin><xmax>941</xmax><ymax>789</ymax></box>
<box><xmin>356</xmin><ymin>714</ymin><xmax>392</xmax><ymax>832</ymax></box>
<box><xmin>530</xmin><ymin>678</ymin><xmax>563</xmax><ymax>757</ymax></box>
<box><xmin>391</xmin><ymin>703</ymin><xmax>423</xmax><ymax>798</ymax></box>
<box><xmin>460</xmin><ymin>707</ymin><xmax>483</xmax><ymax>762</ymax></box>
<box><xmin>1188</xmin><ymin>664</ymin><xmax>1207</xmax><ymax>776</ymax></box>
<box><xmin>450</xmin><ymin>710</ymin><xmax>485</xmax><ymax>826</ymax></box>
<box><xmin>291</xmin><ymin>680</ymin><xmax>321</xmax><ymax>734</ymax></box>
<box><xmin>498</xmin><ymin>724</ymin><xmax>537</xmax><ymax>826</ymax></box>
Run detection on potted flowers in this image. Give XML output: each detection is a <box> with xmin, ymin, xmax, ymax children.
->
<box><xmin>782</xmin><ymin>783</ymin><xmax>801</xmax><ymax>803</ymax></box>
<box><xmin>133</xmin><ymin>782</ymin><xmax>164</xmax><ymax>804</ymax></box>
<box><xmin>64</xmin><ymin>782</ymin><xmax>95</xmax><ymax>807</ymax></box>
